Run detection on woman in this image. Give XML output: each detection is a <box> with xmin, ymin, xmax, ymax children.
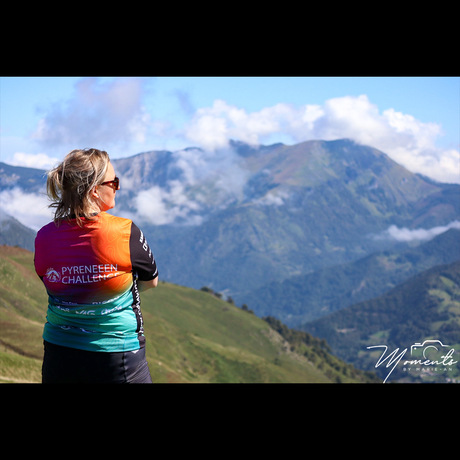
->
<box><xmin>34</xmin><ymin>148</ymin><xmax>158</xmax><ymax>383</ymax></box>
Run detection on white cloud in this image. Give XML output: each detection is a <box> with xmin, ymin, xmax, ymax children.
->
<box><xmin>183</xmin><ymin>95</ymin><xmax>459</xmax><ymax>184</ymax></box>
<box><xmin>130</xmin><ymin>145</ymin><xmax>250</xmax><ymax>226</ymax></box>
<box><xmin>9</xmin><ymin>152</ymin><xmax>60</xmax><ymax>170</ymax></box>
<box><xmin>134</xmin><ymin>186</ymin><xmax>176</xmax><ymax>226</ymax></box>
<box><xmin>255</xmin><ymin>188</ymin><xmax>291</xmax><ymax>206</ymax></box>
<box><xmin>134</xmin><ymin>182</ymin><xmax>202</xmax><ymax>226</ymax></box>
<box><xmin>184</xmin><ymin>100</ymin><xmax>289</xmax><ymax>150</ymax></box>
<box><xmin>0</xmin><ymin>187</ymin><xmax>52</xmax><ymax>230</ymax></box>
<box><xmin>377</xmin><ymin>221</ymin><xmax>460</xmax><ymax>243</ymax></box>
<box><xmin>32</xmin><ymin>77</ymin><xmax>151</xmax><ymax>149</ymax></box>
<box><xmin>310</xmin><ymin>95</ymin><xmax>386</xmax><ymax>144</ymax></box>
<box><xmin>184</xmin><ymin>101</ymin><xmax>232</xmax><ymax>151</ymax></box>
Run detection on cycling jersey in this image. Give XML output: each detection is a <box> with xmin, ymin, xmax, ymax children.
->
<box><xmin>34</xmin><ymin>212</ymin><xmax>158</xmax><ymax>353</ymax></box>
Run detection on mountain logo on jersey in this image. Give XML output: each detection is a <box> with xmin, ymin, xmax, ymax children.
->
<box><xmin>45</xmin><ymin>267</ymin><xmax>61</xmax><ymax>282</ymax></box>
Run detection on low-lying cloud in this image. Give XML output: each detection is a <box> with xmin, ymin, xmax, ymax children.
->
<box><xmin>123</xmin><ymin>145</ymin><xmax>250</xmax><ymax>226</ymax></box>
<box><xmin>0</xmin><ymin>188</ymin><xmax>53</xmax><ymax>231</ymax></box>
<box><xmin>377</xmin><ymin>221</ymin><xmax>460</xmax><ymax>242</ymax></box>
<box><xmin>134</xmin><ymin>181</ymin><xmax>203</xmax><ymax>226</ymax></box>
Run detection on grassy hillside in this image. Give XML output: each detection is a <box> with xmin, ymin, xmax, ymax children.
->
<box><xmin>304</xmin><ymin>260</ymin><xmax>460</xmax><ymax>383</ymax></box>
<box><xmin>0</xmin><ymin>245</ymin><xmax>376</xmax><ymax>383</ymax></box>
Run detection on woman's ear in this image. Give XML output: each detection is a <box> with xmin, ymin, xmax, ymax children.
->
<box><xmin>91</xmin><ymin>186</ymin><xmax>99</xmax><ymax>199</ymax></box>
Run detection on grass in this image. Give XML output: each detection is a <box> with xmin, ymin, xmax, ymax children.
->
<box><xmin>0</xmin><ymin>350</ymin><xmax>42</xmax><ymax>383</ymax></box>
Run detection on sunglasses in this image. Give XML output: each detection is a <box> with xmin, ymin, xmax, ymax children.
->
<box><xmin>100</xmin><ymin>176</ymin><xmax>120</xmax><ymax>190</ymax></box>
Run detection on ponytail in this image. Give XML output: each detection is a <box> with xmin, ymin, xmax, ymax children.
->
<box><xmin>47</xmin><ymin>148</ymin><xmax>109</xmax><ymax>226</ymax></box>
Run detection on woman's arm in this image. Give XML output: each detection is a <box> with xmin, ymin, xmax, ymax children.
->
<box><xmin>138</xmin><ymin>277</ymin><xmax>158</xmax><ymax>292</ymax></box>
<box><xmin>129</xmin><ymin>222</ymin><xmax>159</xmax><ymax>291</ymax></box>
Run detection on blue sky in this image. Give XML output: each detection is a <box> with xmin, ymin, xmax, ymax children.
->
<box><xmin>1</xmin><ymin>76</ymin><xmax>459</xmax><ymax>183</ymax></box>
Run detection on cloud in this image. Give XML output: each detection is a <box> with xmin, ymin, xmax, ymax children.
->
<box><xmin>377</xmin><ymin>221</ymin><xmax>460</xmax><ymax>243</ymax></box>
<box><xmin>134</xmin><ymin>182</ymin><xmax>203</xmax><ymax>226</ymax></box>
<box><xmin>183</xmin><ymin>95</ymin><xmax>459</xmax><ymax>184</ymax></box>
<box><xmin>184</xmin><ymin>100</ymin><xmax>292</xmax><ymax>151</ymax></box>
<box><xmin>32</xmin><ymin>77</ymin><xmax>151</xmax><ymax>149</ymax></box>
<box><xmin>254</xmin><ymin>188</ymin><xmax>291</xmax><ymax>207</ymax></box>
<box><xmin>9</xmin><ymin>152</ymin><xmax>60</xmax><ymax>170</ymax></box>
<box><xmin>0</xmin><ymin>187</ymin><xmax>52</xmax><ymax>231</ymax></box>
<box><xmin>129</xmin><ymin>145</ymin><xmax>250</xmax><ymax>226</ymax></box>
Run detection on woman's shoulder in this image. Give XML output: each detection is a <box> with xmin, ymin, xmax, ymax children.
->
<box><xmin>100</xmin><ymin>212</ymin><xmax>134</xmax><ymax>228</ymax></box>
<box><xmin>36</xmin><ymin>220</ymin><xmax>60</xmax><ymax>237</ymax></box>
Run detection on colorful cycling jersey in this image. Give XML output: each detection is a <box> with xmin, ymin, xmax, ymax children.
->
<box><xmin>34</xmin><ymin>212</ymin><xmax>158</xmax><ymax>352</ymax></box>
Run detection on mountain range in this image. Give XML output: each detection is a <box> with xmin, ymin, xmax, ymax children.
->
<box><xmin>1</xmin><ymin>138</ymin><xmax>459</xmax><ymax>329</ymax></box>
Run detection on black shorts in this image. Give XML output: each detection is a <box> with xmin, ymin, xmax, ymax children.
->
<box><xmin>42</xmin><ymin>341</ymin><xmax>153</xmax><ymax>384</ymax></box>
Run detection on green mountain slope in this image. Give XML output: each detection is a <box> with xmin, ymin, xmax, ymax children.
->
<box><xmin>241</xmin><ymin>228</ymin><xmax>460</xmax><ymax>327</ymax></box>
<box><xmin>0</xmin><ymin>246</ymin><xmax>376</xmax><ymax>383</ymax></box>
<box><xmin>303</xmin><ymin>260</ymin><xmax>460</xmax><ymax>383</ymax></box>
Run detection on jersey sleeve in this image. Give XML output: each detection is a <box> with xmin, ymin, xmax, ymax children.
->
<box><xmin>129</xmin><ymin>222</ymin><xmax>158</xmax><ymax>281</ymax></box>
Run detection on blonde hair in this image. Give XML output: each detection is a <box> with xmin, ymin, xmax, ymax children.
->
<box><xmin>47</xmin><ymin>148</ymin><xmax>110</xmax><ymax>226</ymax></box>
